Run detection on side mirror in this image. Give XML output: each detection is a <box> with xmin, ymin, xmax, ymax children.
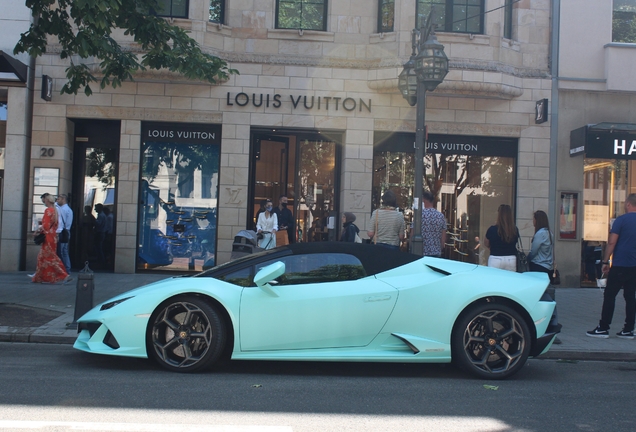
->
<box><xmin>254</xmin><ymin>261</ymin><xmax>285</xmax><ymax>296</ymax></box>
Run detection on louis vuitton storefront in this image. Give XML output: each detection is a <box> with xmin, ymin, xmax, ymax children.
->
<box><xmin>22</xmin><ymin>69</ymin><xmax>552</xmax><ymax>274</ymax></box>
<box><xmin>373</xmin><ymin>132</ymin><xmax>519</xmax><ymax>263</ymax></box>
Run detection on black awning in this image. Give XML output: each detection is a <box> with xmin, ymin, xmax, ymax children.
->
<box><xmin>0</xmin><ymin>50</ymin><xmax>28</xmax><ymax>83</ymax></box>
<box><xmin>374</xmin><ymin>131</ymin><xmax>518</xmax><ymax>157</ymax></box>
<box><xmin>570</xmin><ymin>123</ymin><xmax>636</xmax><ymax>159</ymax></box>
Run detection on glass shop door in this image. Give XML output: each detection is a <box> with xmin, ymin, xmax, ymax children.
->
<box><xmin>581</xmin><ymin>159</ymin><xmax>636</xmax><ymax>285</ymax></box>
<box><xmin>71</xmin><ymin>120</ymin><xmax>120</xmax><ymax>272</ymax></box>
<box><xmin>250</xmin><ymin>131</ymin><xmax>339</xmax><ymax>243</ymax></box>
<box><xmin>69</xmin><ymin>145</ymin><xmax>119</xmax><ymax>271</ymax></box>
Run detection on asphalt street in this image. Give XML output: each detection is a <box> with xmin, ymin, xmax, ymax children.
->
<box><xmin>1</xmin><ymin>343</ymin><xmax>636</xmax><ymax>431</ymax></box>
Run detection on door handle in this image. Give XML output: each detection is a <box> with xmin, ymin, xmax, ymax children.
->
<box><xmin>364</xmin><ymin>295</ymin><xmax>391</xmax><ymax>302</ymax></box>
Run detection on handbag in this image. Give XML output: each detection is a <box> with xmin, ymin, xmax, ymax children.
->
<box><xmin>516</xmin><ymin>237</ymin><xmax>529</xmax><ymax>273</ymax></box>
<box><xmin>373</xmin><ymin>209</ymin><xmax>379</xmax><ymax>244</ymax></box>
<box><xmin>551</xmin><ymin>266</ymin><xmax>561</xmax><ymax>285</ymax></box>
<box><xmin>58</xmin><ymin>211</ymin><xmax>69</xmax><ymax>243</ymax></box>
<box><xmin>597</xmin><ymin>272</ymin><xmax>607</xmax><ymax>293</ymax></box>
<box><xmin>549</xmin><ymin>231</ymin><xmax>560</xmax><ymax>284</ymax></box>
<box><xmin>33</xmin><ymin>233</ymin><xmax>46</xmax><ymax>245</ymax></box>
<box><xmin>275</xmin><ymin>230</ymin><xmax>289</xmax><ymax>246</ymax></box>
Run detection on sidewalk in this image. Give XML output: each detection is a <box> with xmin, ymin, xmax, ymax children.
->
<box><xmin>1</xmin><ymin>271</ymin><xmax>635</xmax><ymax>361</ymax></box>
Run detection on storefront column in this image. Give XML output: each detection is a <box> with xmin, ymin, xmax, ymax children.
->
<box><xmin>114</xmin><ymin>119</ymin><xmax>140</xmax><ymax>273</ymax></box>
<box><xmin>0</xmin><ymin>87</ymin><xmax>31</xmax><ymax>271</ymax></box>
<box><xmin>216</xmin><ymin>116</ymin><xmax>250</xmax><ymax>264</ymax></box>
<box><xmin>516</xmin><ymin>125</ymin><xmax>552</xmax><ymax>246</ymax></box>
<box><xmin>340</xmin><ymin>118</ymin><xmax>374</xmax><ymax>238</ymax></box>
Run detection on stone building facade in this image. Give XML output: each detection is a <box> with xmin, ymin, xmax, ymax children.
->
<box><xmin>1</xmin><ymin>0</ymin><xmax>553</xmax><ymax>274</ymax></box>
<box><xmin>0</xmin><ymin>1</ymin><xmax>34</xmax><ymax>271</ymax></box>
<box><xmin>556</xmin><ymin>0</ymin><xmax>636</xmax><ymax>286</ymax></box>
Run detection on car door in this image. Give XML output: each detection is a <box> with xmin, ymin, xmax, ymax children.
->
<box><xmin>239</xmin><ymin>253</ymin><xmax>398</xmax><ymax>351</ymax></box>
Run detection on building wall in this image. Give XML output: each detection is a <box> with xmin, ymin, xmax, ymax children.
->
<box><xmin>557</xmin><ymin>0</ymin><xmax>636</xmax><ymax>286</ymax></box>
<box><xmin>0</xmin><ymin>0</ymin><xmax>33</xmax><ymax>271</ymax></box>
<box><xmin>22</xmin><ymin>0</ymin><xmax>552</xmax><ymax>272</ymax></box>
<box><xmin>0</xmin><ymin>1</ymin><xmax>32</xmax><ymax>65</ymax></box>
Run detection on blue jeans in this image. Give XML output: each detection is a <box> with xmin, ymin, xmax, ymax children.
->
<box><xmin>57</xmin><ymin>233</ymin><xmax>71</xmax><ymax>273</ymax></box>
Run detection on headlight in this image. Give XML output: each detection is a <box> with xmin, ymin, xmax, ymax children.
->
<box><xmin>100</xmin><ymin>296</ymin><xmax>134</xmax><ymax>311</ymax></box>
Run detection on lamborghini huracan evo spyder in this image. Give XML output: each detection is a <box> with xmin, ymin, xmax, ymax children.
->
<box><xmin>74</xmin><ymin>242</ymin><xmax>560</xmax><ymax>379</ymax></box>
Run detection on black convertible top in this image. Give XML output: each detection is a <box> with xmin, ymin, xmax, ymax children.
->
<box><xmin>198</xmin><ymin>242</ymin><xmax>421</xmax><ymax>277</ymax></box>
<box><xmin>286</xmin><ymin>242</ymin><xmax>421</xmax><ymax>275</ymax></box>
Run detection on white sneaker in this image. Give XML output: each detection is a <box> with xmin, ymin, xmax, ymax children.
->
<box><xmin>27</xmin><ymin>273</ymin><xmax>35</xmax><ymax>278</ymax></box>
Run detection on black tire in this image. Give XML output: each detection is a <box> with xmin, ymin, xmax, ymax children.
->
<box><xmin>451</xmin><ymin>302</ymin><xmax>531</xmax><ymax>380</ymax></box>
<box><xmin>147</xmin><ymin>296</ymin><xmax>226</xmax><ymax>373</ymax></box>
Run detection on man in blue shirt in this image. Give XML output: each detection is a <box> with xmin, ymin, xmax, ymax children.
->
<box><xmin>55</xmin><ymin>194</ymin><xmax>73</xmax><ymax>274</ymax></box>
<box><xmin>587</xmin><ymin>193</ymin><xmax>636</xmax><ymax>339</ymax></box>
<box><xmin>420</xmin><ymin>191</ymin><xmax>446</xmax><ymax>257</ymax></box>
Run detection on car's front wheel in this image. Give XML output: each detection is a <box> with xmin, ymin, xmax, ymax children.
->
<box><xmin>147</xmin><ymin>296</ymin><xmax>226</xmax><ymax>372</ymax></box>
<box><xmin>452</xmin><ymin>303</ymin><xmax>531</xmax><ymax>380</ymax></box>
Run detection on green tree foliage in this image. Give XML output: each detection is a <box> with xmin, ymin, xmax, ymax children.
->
<box><xmin>14</xmin><ymin>0</ymin><xmax>238</xmax><ymax>96</ymax></box>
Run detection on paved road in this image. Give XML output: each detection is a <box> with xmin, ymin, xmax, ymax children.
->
<box><xmin>1</xmin><ymin>343</ymin><xmax>635</xmax><ymax>431</ymax></box>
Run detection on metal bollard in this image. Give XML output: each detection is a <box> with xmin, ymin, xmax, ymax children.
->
<box><xmin>72</xmin><ymin>262</ymin><xmax>94</xmax><ymax>324</ymax></box>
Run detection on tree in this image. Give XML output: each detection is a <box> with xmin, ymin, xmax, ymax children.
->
<box><xmin>14</xmin><ymin>0</ymin><xmax>238</xmax><ymax>96</ymax></box>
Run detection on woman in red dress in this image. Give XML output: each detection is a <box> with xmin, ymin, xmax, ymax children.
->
<box><xmin>32</xmin><ymin>193</ymin><xmax>70</xmax><ymax>284</ymax></box>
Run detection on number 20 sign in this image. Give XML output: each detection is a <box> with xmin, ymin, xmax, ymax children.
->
<box><xmin>40</xmin><ymin>147</ymin><xmax>55</xmax><ymax>157</ymax></box>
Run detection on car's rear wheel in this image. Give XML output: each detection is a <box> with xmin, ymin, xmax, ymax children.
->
<box><xmin>452</xmin><ymin>303</ymin><xmax>531</xmax><ymax>380</ymax></box>
<box><xmin>147</xmin><ymin>296</ymin><xmax>226</xmax><ymax>373</ymax></box>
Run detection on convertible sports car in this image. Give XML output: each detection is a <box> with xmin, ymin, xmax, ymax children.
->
<box><xmin>74</xmin><ymin>242</ymin><xmax>561</xmax><ymax>379</ymax></box>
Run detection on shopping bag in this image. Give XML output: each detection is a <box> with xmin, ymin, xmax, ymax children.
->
<box><xmin>276</xmin><ymin>230</ymin><xmax>289</xmax><ymax>246</ymax></box>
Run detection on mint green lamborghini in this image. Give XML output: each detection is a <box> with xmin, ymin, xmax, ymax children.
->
<box><xmin>74</xmin><ymin>242</ymin><xmax>560</xmax><ymax>379</ymax></box>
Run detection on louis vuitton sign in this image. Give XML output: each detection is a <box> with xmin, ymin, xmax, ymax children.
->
<box><xmin>226</xmin><ymin>92</ymin><xmax>372</xmax><ymax>113</ymax></box>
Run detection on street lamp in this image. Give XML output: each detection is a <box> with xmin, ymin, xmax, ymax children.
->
<box><xmin>398</xmin><ymin>17</ymin><xmax>448</xmax><ymax>256</ymax></box>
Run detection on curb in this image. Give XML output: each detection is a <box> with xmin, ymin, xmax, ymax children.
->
<box><xmin>0</xmin><ymin>327</ymin><xmax>76</xmax><ymax>344</ymax></box>
<box><xmin>538</xmin><ymin>350</ymin><xmax>636</xmax><ymax>362</ymax></box>
<box><xmin>2</xmin><ymin>330</ymin><xmax>635</xmax><ymax>363</ymax></box>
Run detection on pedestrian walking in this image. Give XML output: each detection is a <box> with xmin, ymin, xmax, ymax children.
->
<box><xmin>484</xmin><ymin>204</ymin><xmax>519</xmax><ymax>271</ymax></box>
<box><xmin>55</xmin><ymin>194</ymin><xmax>73</xmax><ymax>274</ymax></box>
<box><xmin>31</xmin><ymin>193</ymin><xmax>71</xmax><ymax>284</ymax></box>
<box><xmin>340</xmin><ymin>212</ymin><xmax>360</xmax><ymax>242</ymax></box>
<box><xmin>420</xmin><ymin>191</ymin><xmax>447</xmax><ymax>257</ymax></box>
<box><xmin>587</xmin><ymin>193</ymin><xmax>636</xmax><ymax>339</ymax></box>
<box><xmin>367</xmin><ymin>190</ymin><xmax>405</xmax><ymax>250</ymax></box>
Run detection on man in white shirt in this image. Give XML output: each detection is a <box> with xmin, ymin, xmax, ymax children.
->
<box><xmin>56</xmin><ymin>194</ymin><xmax>73</xmax><ymax>274</ymax></box>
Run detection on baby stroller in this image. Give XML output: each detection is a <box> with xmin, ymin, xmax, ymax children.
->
<box><xmin>230</xmin><ymin>230</ymin><xmax>263</xmax><ymax>260</ymax></box>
